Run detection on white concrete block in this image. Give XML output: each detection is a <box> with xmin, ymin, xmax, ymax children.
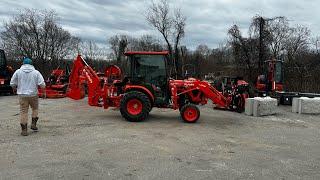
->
<box><xmin>253</xmin><ymin>97</ymin><xmax>278</xmax><ymax>117</ymax></box>
<box><xmin>292</xmin><ymin>97</ymin><xmax>299</xmax><ymax>113</ymax></box>
<box><xmin>299</xmin><ymin>97</ymin><xmax>320</xmax><ymax>114</ymax></box>
<box><xmin>245</xmin><ymin>98</ymin><xmax>255</xmax><ymax>116</ymax></box>
<box><xmin>297</xmin><ymin>97</ymin><xmax>309</xmax><ymax>114</ymax></box>
<box><xmin>292</xmin><ymin>97</ymin><xmax>307</xmax><ymax>114</ymax></box>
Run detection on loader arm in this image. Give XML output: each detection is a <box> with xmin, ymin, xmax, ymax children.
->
<box><xmin>170</xmin><ymin>79</ymin><xmax>229</xmax><ymax>109</ymax></box>
<box><xmin>197</xmin><ymin>80</ymin><xmax>228</xmax><ymax>107</ymax></box>
<box><xmin>67</xmin><ymin>55</ymin><xmax>103</xmax><ymax>106</ymax></box>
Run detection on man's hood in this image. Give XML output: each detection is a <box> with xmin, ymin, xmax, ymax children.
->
<box><xmin>20</xmin><ymin>64</ymin><xmax>35</xmax><ymax>73</ymax></box>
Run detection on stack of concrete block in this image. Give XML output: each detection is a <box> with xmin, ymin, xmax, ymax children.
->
<box><xmin>292</xmin><ymin>97</ymin><xmax>320</xmax><ymax>114</ymax></box>
<box><xmin>245</xmin><ymin>97</ymin><xmax>278</xmax><ymax>117</ymax></box>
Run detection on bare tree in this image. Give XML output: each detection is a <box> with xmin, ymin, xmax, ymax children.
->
<box><xmin>311</xmin><ymin>36</ymin><xmax>320</xmax><ymax>54</ymax></box>
<box><xmin>283</xmin><ymin>25</ymin><xmax>311</xmax><ymax>91</ymax></box>
<box><xmin>192</xmin><ymin>44</ymin><xmax>210</xmax><ymax>77</ymax></box>
<box><xmin>128</xmin><ymin>35</ymin><xmax>163</xmax><ymax>51</ymax></box>
<box><xmin>250</xmin><ymin>16</ymin><xmax>285</xmax><ymax>72</ymax></box>
<box><xmin>80</xmin><ymin>40</ymin><xmax>99</xmax><ymax>60</ymax></box>
<box><xmin>172</xmin><ymin>8</ymin><xmax>186</xmax><ymax>76</ymax></box>
<box><xmin>266</xmin><ymin>17</ymin><xmax>290</xmax><ymax>58</ymax></box>
<box><xmin>228</xmin><ymin>15</ymin><xmax>318</xmax><ymax>92</ymax></box>
<box><xmin>108</xmin><ymin>34</ymin><xmax>164</xmax><ymax>62</ymax></box>
<box><xmin>1</xmin><ymin>9</ymin><xmax>79</xmax><ymax>72</ymax></box>
<box><xmin>108</xmin><ymin>34</ymin><xmax>128</xmax><ymax>65</ymax></box>
<box><xmin>146</xmin><ymin>0</ymin><xmax>186</xmax><ymax>77</ymax></box>
<box><xmin>146</xmin><ymin>0</ymin><xmax>172</xmax><ymax>55</ymax></box>
<box><xmin>80</xmin><ymin>40</ymin><xmax>111</xmax><ymax>61</ymax></box>
<box><xmin>228</xmin><ymin>25</ymin><xmax>258</xmax><ymax>81</ymax></box>
<box><xmin>285</xmin><ymin>25</ymin><xmax>310</xmax><ymax>62</ymax></box>
<box><xmin>109</xmin><ymin>35</ymin><xmax>119</xmax><ymax>59</ymax></box>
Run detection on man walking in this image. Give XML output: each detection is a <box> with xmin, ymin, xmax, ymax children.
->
<box><xmin>10</xmin><ymin>57</ymin><xmax>45</xmax><ymax>136</ymax></box>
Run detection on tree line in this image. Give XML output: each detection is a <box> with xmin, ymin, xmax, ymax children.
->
<box><xmin>0</xmin><ymin>1</ymin><xmax>319</xmax><ymax>93</ymax></box>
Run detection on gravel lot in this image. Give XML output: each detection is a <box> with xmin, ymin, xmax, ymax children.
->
<box><xmin>0</xmin><ymin>95</ymin><xmax>320</xmax><ymax>180</ymax></box>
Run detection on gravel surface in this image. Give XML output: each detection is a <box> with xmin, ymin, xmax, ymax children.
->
<box><xmin>0</xmin><ymin>95</ymin><xmax>320</xmax><ymax>180</ymax></box>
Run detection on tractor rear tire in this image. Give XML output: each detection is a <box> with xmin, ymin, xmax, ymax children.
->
<box><xmin>120</xmin><ymin>91</ymin><xmax>151</xmax><ymax>122</ymax></box>
<box><xmin>180</xmin><ymin>104</ymin><xmax>200</xmax><ymax>123</ymax></box>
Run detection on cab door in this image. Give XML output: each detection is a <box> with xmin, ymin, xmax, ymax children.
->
<box><xmin>131</xmin><ymin>54</ymin><xmax>169</xmax><ymax>106</ymax></box>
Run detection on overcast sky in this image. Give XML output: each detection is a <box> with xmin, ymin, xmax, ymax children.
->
<box><xmin>0</xmin><ymin>0</ymin><xmax>319</xmax><ymax>50</ymax></box>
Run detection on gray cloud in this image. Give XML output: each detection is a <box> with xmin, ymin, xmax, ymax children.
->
<box><xmin>0</xmin><ymin>0</ymin><xmax>319</xmax><ymax>50</ymax></box>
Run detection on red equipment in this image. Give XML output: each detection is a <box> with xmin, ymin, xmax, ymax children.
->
<box><xmin>254</xmin><ymin>59</ymin><xmax>320</xmax><ymax>105</ymax></box>
<box><xmin>0</xmin><ymin>49</ymin><xmax>14</xmax><ymax>94</ymax></box>
<box><xmin>256</xmin><ymin>59</ymin><xmax>284</xmax><ymax>94</ymax></box>
<box><xmin>38</xmin><ymin>64</ymin><xmax>71</xmax><ymax>98</ymax></box>
<box><xmin>67</xmin><ymin>52</ymin><xmax>248</xmax><ymax>123</ymax></box>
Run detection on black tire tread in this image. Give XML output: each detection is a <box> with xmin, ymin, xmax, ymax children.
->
<box><xmin>180</xmin><ymin>104</ymin><xmax>200</xmax><ymax>123</ymax></box>
<box><xmin>120</xmin><ymin>91</ymin><xmax>151</xmax><ymax>122</ymax></box>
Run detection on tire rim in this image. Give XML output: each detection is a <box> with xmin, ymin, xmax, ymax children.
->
<box><xmin>183</xmin><ymin>107</ymin><xmax>198</xmax><ymax>122</ymax></box>
<box><xmin>127</xmin><ymin>99</ymin><xmax>143</xmax><ymax>115</ymax></box>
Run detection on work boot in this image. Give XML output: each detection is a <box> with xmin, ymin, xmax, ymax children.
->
<box><xmin>20</xmin><ymin>124</ymin><xmax>28</xmax><ymax>136</ymax></box>
<box><xmin>31</xmin><ymin>117</ymin><xmax>39</xmax><ymax>131</ymax></box>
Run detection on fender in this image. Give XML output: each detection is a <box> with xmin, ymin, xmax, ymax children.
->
<box><xmin>124</xmin><ymin>85</ymin><xmax>155</xmax><ymax>103</ymax></box>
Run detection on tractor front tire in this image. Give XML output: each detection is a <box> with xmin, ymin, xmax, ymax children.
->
<box><xmin>180</xmin><ymin>104</ymin><xmax>200</xmax><ymax>123</ymax></box>
<box><xmin>120</xmin><ymin>91</ymin><xmax>151</xmax><ymax>122</ymax></box>
<box><xmin>234</xmin><ymin>94</ymin><xmax>246</xmax><ymax>113</ymax></box>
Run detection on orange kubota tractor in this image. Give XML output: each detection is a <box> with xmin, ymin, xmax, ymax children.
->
<box><xmin>67</xmin><ymin>51</ymin><xmax>249</xmax><ymax>123</ymax></box>
<box><xmin>0</xmin><ymin>49</ymin><xmax>14</xmax><ymax>95</ymax></box>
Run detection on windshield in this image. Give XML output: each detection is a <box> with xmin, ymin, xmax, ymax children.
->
<box><xmin>132</xmin><ymin>55</ymin><xmax>166</xmax><ymax>85</ymax></box>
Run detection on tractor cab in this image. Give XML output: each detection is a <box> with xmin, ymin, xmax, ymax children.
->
<box><xmin>256</xmin><ymin>59</ymin><xmax>284</xmax><ymax>93</ymax></box>
<box><xmin>124</xmin><ymin>51</ymin><xmax>170</xmax><ymax>106</ymax></box>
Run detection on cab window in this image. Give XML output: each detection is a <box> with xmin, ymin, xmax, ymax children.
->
<box><xmin>133</xmin><ymin>55</ymin><xmax>167</xmax><ymax>86</ymax></box>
